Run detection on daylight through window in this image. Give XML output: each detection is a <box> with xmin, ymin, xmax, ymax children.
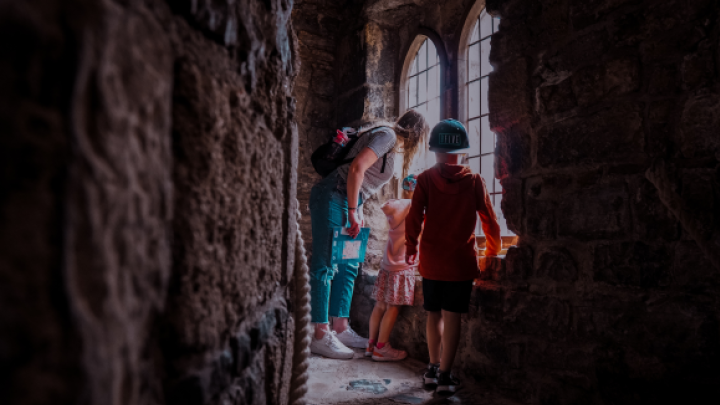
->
<box><xmin>465</xmin><ymin>10</ymin><xmax>513</xmax><ymax>236</ymax></box>
<box><xmin>406</xmin><ymin>38</ymin><xmax>441</xmax><ymax>171</ymax></box>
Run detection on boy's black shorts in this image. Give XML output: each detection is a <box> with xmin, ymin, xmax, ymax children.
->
<box><xmin>422</xmin><ymin>278</ymin><xmax>474</xmax><ymax>313</ymax></box>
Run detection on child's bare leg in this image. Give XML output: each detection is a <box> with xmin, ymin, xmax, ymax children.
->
<box><xmin>369</xmin><ymin>302</ymin><xmax>387</xmax><ymax>342</ymax></box>
<box><xmin>439</xmin><ymin>310</ymin><xmax>462</xmax><ymax>373</ymax></box>
<box><xmin>378</xmin><ymin>305</ymin><xmax>400</xmax><ymax>343</ymax></box>
<box><xmin>426</xmin><ymin>311</ymin><xmax>443</xmax><ymax>365</ymax></box>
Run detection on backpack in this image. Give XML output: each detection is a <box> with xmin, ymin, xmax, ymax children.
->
<box><xmin>310</xmin><ymin>127</ymin><xmax>390</xmax><ymax>178</ymax></box>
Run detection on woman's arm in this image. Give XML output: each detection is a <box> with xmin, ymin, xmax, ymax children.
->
<box><xmin>346</xmin><ymin>147</ymin><xmax>379</xmax><ymax>238</ymax></box>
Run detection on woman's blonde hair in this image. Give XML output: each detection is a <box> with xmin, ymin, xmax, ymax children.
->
<box><xmin>394</xmin><ymin>109</ymin><xmax>429</xmax><ymax>176</ymax></box>
<box><xmin>354</xmin><ymin>109</ymin><xmax>429</xmax><ymax>176</ymax></box>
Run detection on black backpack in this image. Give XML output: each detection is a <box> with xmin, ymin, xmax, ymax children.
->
<box><xmin>311</xmin><ymin>128</ymin><xmax>389</xmax><ymax>178</ymax></box>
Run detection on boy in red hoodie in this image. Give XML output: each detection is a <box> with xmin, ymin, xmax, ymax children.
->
<box><xmin>405</xmin><ymin>119</ymin><xmax>501</xmax><ymax>393</ymax></box>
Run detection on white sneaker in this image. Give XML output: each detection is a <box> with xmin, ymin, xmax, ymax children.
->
<box><xmin>310</xmin><ymin>331</ymin><xmax>354</xmax><ymax>359</ymax></box>
<box><xmin>335</xmin><ymin>326</ymin><xmax>369</xmax><ymax>349</ymax></box>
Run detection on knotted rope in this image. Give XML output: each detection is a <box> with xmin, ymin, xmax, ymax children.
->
<box><xmin>289</xmin><ymin>207</ymin><xmax>312</xmax><ymax>405</ymax></box>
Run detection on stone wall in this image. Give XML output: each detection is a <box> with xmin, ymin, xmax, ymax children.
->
<box><xmin>0</xmin><ymin>1</ymin><xmax>298</xmax><ymax>405</ymax></box>
<box><xmin>292</xmin><ymin>0</ymin><xmax>345</xmax><ymax>250</ymax></box>
<box><xmin>479</xmin><ymin>0</ymin><xmax>720</xmax><ymax>403</ymax></box>
<box><xmin>292</xmin><ymin>0</ymin><xmax>399</xmax><ymax>269</ymax></box>
<box><xmin>349</xmin><ymin>0</ymin><xmax>720</xmax><ymax>404</ymax></box>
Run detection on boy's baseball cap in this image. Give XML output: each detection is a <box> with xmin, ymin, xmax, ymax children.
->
<box><xmin>428</xmin><ymin>119</ymin><xmax>470</xmax><ymax>154</ymax></box>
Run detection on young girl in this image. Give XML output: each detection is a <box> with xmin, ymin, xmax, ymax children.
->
<box><xmin>366</xmin><ymin>174</ymin><xmax>418</xmax><ymax>361</ymax></box>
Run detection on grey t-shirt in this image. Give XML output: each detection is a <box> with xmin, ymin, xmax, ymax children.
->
<box><xmin>337</xmin><ymin>126</ymin><xmax>397</xmax><ymax>202</ymax></box>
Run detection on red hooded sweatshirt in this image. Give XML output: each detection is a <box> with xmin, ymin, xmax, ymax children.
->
<box><xmin>405</xmin><ymin>163</ymin><xmax>501</xmax><ymax>281</ymax></box>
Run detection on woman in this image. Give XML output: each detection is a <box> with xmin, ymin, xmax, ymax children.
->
<box><xmin>308</xmin><ymin>109</ymin><xmax>429</xmax><ymax>359</ymax></box>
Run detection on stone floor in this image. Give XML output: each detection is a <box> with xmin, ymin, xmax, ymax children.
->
<box><xmin>306</xmin><ymin>349</ymin><xmax>522</xmax><ymax>405</ymax></box>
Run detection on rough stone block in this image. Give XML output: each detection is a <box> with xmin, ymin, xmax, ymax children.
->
<box><xmin>336</xmin><ymin>31</ymin><xmax>367</xmax><ymax>94</ymax></box>
<box><xmin>489</xmin><ymin>24</ymin><xmax>534</xmax><ymax>67</ymax></box>
<box><xmin>365</xmin><ymin>22</ymin><xmax>398</xmax><ymax>85</ymax></box>
<box><xmin>575</xmin><ymin>307</ymin><xmax>624</xmax><ymax>340</ymax></box>
<box><xmin>488</xmin><ymin>57</ymin><xmax>532</xmax><ymax>131</ymax></box>
<box><xmin>297</xmin><ymin>30</ymin><xmax>335</xmax><ymax>53</ymax></box>
<box><xmin>680</xmin><ymin>170</ymin><xmax>716</xmax><ymax>239</ymax></box>
<box><xmin>544</xmin><ymin>28</ymin><xmax>610</xmax><ymax>73</ymax></box>
<box><xmin>524</xmin><ymin>196</ymin><xmax>557</xmax><ymax>240</ymax></box>
<box><xmin>671</xmin><ymin>241</ymin><xmax>720</xmax><ymax>288</ymax></box>
<box><xmin>500</xmin><ymin>177</ymin><xmax>523</xmax><ymax>234</ymax></box>
<box><xmin>604</xmin><ymin>56</ymin><xmax>641</xmax><ymax>95</ymax></box>
<box><xmin>505</xmin><ymin>245</ymin><xmax>533</xmax><ymax>282</ymax></box>
<box><xmin>537</xmin><ymin>103</ymin><xmax>643</xmax><ymax>168</ymax></box>
<box><xmin>503</xmin><ymin>292</ymin><xmax>571</xmax><ymax>337</ymax></box>
<box><xmin>310</xmin><ymin>68</ymin><xmax>335</xmax><ymax>97</ymax></box>
<box><xmin>557</xmin><ymin>182</ymin><xmax>630</xmax><ymax>241</ymax></box>
<box><xmin>647</xmin><ymin>64</ymin><xmax>679</xmax><ymax>96</ymax></box>
<box><xmin>496</xmin><ymin>122</ymin><xmax>532</xmax><ymax>176</ymax></box>
<box><xmin>640</xmin><ymin>23</ymin><xmax>705</xmax><ymax>62</ymax></box>
<box><xmin>307</xmin><ymin>95</ymin><xmax>334</xmax><ymax>127</ymax></box>
<box><xmin>474</xmin><ymin>284</ymin><xmax>505</xmax><ymax>322</ymax></box>
<box><xmin>645</xmin><ymin>100</ymin><xmax>677</xmax><ymax>158</ymax></box>
<box><xmin>535</xmin><ymin>247</ymin><xmax>578</xmax><ymax>282</ymax></box>
<box><xmin>571</xmin><ymin>57</ymin><xmax>640</xmax><ymax>106</ymax></box>
<box><xmin>593</xmin><ymin>242</ymin><xmax>671</xmax><ymax>287</ymax></box>
<box><xmin>680</xmin><ymin>92</ymin><xmax>720</xmax><ymax>159</ymax></box>
<box><xmin>685</xmin><ymin>45</ymin><xmax>719</xmax><ymax>84</ymax></box>
<box><xmin>337</xmin><ymin>86</ymin><xmax>367</xmax><ymax>126</ymax></box>
<box><xmin>571</xmin><ymin>0</ymin><xmax>642</xmax><ymax>30</ymax></box>
<box><xmin>570</xmin><ymin>64</ymin><xmax>604</xmax><ymax>107</ymax></box>
<box><xmin>471</xmin><ymin>324</ymin><xmax>509</xmax><ymax>365</ymax></box>
<box><xmin>529</xmin><ymin>0</ymin><xmax>571</xmax><ymax>48</ymax></box>
<box><xmin>629</xmin><ymin>177</ymin><xmax>679</xmax><ymax>241</ymax></box>
<box><xmin>536</xmin><ymin>78</ymin><xmax>576</xmax><ymax>115</ymax></box>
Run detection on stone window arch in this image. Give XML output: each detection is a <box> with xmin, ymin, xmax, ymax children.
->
<box><xmin>458</xmin><ymin>1</ymin><xmax>513</xmax><ymax>236</ymax></box>
<box><xmin>398</xmin><ymin>34</ymin><xmax>446</xmax><ymax>178</ymax></box>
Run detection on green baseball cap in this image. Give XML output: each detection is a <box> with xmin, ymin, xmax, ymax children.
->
<box><xmin>428</xmin><ymin>119</ymin><xmax>470</xmax><ymax>154</ymax></box>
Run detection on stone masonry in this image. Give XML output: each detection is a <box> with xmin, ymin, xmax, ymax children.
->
<box><xmin>2</xmin><ymin>1</ymin><xmax>720</xmax><ymax>405</ymax></box>
<box><xmin>344</xmin><ymin>0</ymin><xmax>720</xmax><ymax>404</ymax></box>
<box><xmin>292</xmin><ymin>0</ymin><xmax>399</xmax><ymax>269</ymax></box>
<box><xmin>482</xmin><ymin>0</ymin><xmax>720</xmax><ymax>403</ymax></box>
<box><xmin>0</xmin><ymin>1</ymin><xmax>299</xmax><ymax>405</ymax></box>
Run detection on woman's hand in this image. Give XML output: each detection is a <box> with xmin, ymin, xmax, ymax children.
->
<box><xmin>346</xmin><ymin>147</ymin><xmax>379</xmax><ymax>238</ymax></box>
<box><xmin>348</xmin><ymin>209</ymin><xmax>362</xmax><ymax>238</ymax></box>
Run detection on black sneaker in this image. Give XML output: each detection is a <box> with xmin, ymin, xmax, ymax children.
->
<box><xmin>435</xmin><ymin>371</ymin><xmax>460</xmax><ymax>394</ymax></box>
<box><xmin>423</xmin><ymin>363</ymin><xmax>439</xmax><ymax>385</ymax></box>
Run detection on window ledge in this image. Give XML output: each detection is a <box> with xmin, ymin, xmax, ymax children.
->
<box><xmin>477</xmin><ymin>255</ymin><xmax>506</xmax><ymax>282</ymax></box>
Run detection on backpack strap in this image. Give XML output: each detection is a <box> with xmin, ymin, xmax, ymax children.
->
<box><xmin>339</xmin><ymin>127</ymin><xmax>392</xmax><ymax>172</ymax></box>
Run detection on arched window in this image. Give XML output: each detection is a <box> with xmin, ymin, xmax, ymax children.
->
<box><xmin>460</xmin><ymin>6</ymin><xmax>513</xmax><ymax>236</ymax></box>
<box><xmin>400</xmin><ymin>36</ymin><xmax>442</xmax><ymax>176</ymax></box>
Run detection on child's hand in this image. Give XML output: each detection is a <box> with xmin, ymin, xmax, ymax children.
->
<box><xmin>405</xmin><ymin>253</ymin><xmax>418</xmax><ymax>265</ymax></box>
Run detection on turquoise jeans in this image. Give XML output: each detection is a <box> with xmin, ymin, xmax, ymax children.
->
<box><xmin>309</xmin><ymin>171</ymin><xmax>363</xmax><ymax>324</ymax></box>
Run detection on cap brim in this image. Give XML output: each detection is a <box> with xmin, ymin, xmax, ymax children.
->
<box><xmin>429</xmin><ymin>146</ymin><xmax>469</xmax><ymax>154</ymax></box>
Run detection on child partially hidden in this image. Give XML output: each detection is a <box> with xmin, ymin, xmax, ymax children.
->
<box><xmin>365</xmin><ymin>175</ymin><xmax>418</xmax><ymax>361</ymax></box>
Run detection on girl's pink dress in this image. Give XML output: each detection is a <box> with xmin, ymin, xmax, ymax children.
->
<box><xmin>371</xmin><ymin>199</ymin><xmax>417</xmax><ymax>306</ymax></box>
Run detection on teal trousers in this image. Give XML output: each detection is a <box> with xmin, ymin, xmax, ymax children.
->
<box><xmin>309</xmin><ymin>171</ymin><xmax>363</xmax><ymax>323</ymax></box>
